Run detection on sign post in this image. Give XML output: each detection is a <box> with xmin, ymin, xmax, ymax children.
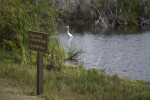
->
<box><xmin>28</xmin><ymin>31</ymin><xmax>48</xmax><ymax>95</ymax></box>
<box><xmin>37</xmin><ymin>53</ymin><xmax>43</xmax><ymax>95</ymax></box>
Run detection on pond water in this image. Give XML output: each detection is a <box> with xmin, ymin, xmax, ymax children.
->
<box><xmin>58</xmin><ymin>23</ymin><xmax>150</xmax><ymax>82</ymax></box>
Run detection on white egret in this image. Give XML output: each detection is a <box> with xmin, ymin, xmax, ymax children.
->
<box><xmin>66</xmin><ymin>26</ymin><xmax>73</xmax><ymax>38</ymax></box>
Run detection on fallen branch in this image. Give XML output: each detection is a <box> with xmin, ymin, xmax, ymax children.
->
<box><xmin>140</xmin><ymin>19</ymin><xmax>150</xmax><ymax>26</ymax></box>
<box><xmin>96</xmin><ymin>52</ymin><xmax>104</xmax><ymax>66</ymax></box>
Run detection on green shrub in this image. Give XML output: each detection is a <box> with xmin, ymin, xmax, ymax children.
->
<box><xmin>0</xmin><ymin>0</ymin><xmax>65</xmax><ymax>68</ymax></box>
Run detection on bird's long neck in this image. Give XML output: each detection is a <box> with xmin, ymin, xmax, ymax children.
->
<box><xmin>67</xmin><ymin>27</ymin><xmax>69</xmax><ymax>33</ymax></box>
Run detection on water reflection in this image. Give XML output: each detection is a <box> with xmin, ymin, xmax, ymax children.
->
<box><xmin>68</xmin><ymin>38</ymin><xmax>73</xmax><ymax>47</ymax></box>
<box><xmin>58</xmin><ymin>23</ymin><xmax>150</xmax><ymax>82</ymax></box>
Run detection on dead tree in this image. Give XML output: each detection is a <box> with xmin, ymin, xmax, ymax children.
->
<box><xmin>89</xmin><ymin>4</ymin><xmax>108</xmax><ymax>28</ymax></box>
<box><xmin>140</xmin><ymin>0</ymin><xmax>150</xmax><ymax>26</ymax></box>
<box><xmin>140</xmin><ymin>0</ymin><xmax>149</xmax><ymax>18</ymax></box>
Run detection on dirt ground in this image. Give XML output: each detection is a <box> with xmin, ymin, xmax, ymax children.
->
<box><xmin>0</xmin><ymin>79</ymin><xmax>44</xmax><ymax>100</ymax></box>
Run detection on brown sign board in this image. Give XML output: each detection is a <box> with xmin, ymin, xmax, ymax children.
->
<box><xmin>28</xmin><ymin>31</ymin><xmax>49</xmax><ymax>54</ymax></box>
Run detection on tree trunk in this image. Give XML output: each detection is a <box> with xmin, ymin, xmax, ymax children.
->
<box><xmin>140</xmin><ymin>0</ymin><xmax>149</xmax><ymax>18</ymax></box>
<box><xmin>35</xmin><ymin>0</ymin><xmax>38</xmax><ymax>5</ymax></box>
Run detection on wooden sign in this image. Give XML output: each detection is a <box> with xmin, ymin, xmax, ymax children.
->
<box><xmin>28</xmin><ymin>31</ymin><xmax>48</xmax><ymax>54</ymax></box>
<box><xmin>28</xmin><ymin>30</ymin><xmax>49</xmax><ymax>95</ymax></box>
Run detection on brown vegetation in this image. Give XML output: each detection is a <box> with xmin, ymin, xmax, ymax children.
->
<box><xmin>53</xmin><ymin>0</ymin><xmax>150</xmax><ymax>28</ymax></box>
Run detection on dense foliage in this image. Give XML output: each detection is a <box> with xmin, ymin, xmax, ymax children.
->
<box><xmin>0</xmin><ymin>0</ymin><xmax>65</xmax><ymax>69</ymax></box>
<box><xmin>55</xmin><ymin>0</ymin><xmax>150</xmax><ymax>27</ymax></box>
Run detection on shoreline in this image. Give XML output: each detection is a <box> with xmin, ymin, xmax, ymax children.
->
<box><xmin>0</xmin><ymin>49</ymin><xmax>150</xmax><ymax>99</ymax></box>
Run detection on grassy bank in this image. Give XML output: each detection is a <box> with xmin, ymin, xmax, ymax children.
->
<box><xmin>0</xmin><ymin>50</ymin><xmax>150</xmax><ymax>100</ymax></box>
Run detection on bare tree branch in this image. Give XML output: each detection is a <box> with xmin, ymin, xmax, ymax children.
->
<box><xmin>89</xmin><ymin>4</ymin><xmax>100</xmax><ymax>16</ymax></box>
<box><xmin>108</xmin><ymin>0</ymin><xmax>114</xmax><ymax>18</ymax></box>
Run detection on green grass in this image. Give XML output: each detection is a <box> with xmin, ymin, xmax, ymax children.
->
<box><xmin>0</xmin><ymin>0</ymin><xmax>65</xmax><ymax>67</ymax></box>
<box><xmin>66</xmin><ymin>45</ymin><xmax>85</xmax><ymax>62</ymax></box>
<box><xmin>0</xmin><ymin>51</ymin><xmax>149</xmax><ymax>100</ymax></box>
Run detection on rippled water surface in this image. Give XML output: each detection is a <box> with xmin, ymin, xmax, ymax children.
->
<box><xmin>58</xmin><ymin>24</ymin><xmax>150</xmax><ymax>82</ymax></box>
